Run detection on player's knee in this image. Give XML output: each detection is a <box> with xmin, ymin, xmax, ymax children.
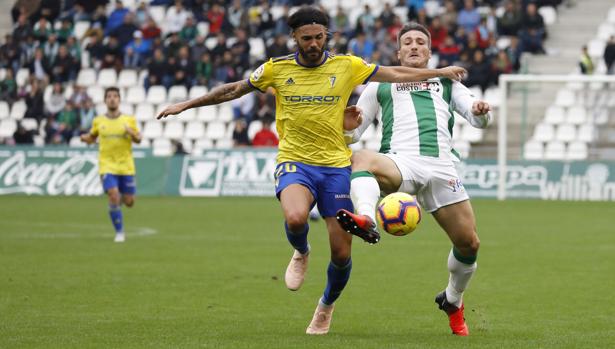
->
<box><xmin>286</xmin><ymin>211</ymin><xmax>308</xmax><ymax>232</ymax></box>
<box><xmin>460</xmin><ymin>234</ymin><xmax>480</xmax><ymax>255</ymax></box>
<box><xmin>350</xmin><ymin>150</ymin><xmax>372</xmax><ymax>171</ymax></box>
<box><xmin>330</xmin><ymin>249</ymin><xmax>351</xmax><ymax>265</ymax></box>
<box><xmin>123</xmin><ymin>198</ymin><xmax>134</xmax><ymax>207</ymax></box>
<box><xmin>108</xmin><ymin>192</ymin><xmax>120</xmax><ymax>204</ymax></box>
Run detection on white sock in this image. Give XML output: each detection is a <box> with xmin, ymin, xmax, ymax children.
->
<box><xmin>350</xmin><ymin>174</ymin><xmax>380</xmax><ymax>222</ymax></box>
<box><xmin>445</xmin><ymin>249</ymin><xmax>477</xmax><ymax>308</ymax></box>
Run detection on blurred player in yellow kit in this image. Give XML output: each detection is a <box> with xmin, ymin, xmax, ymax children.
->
<box><xmin>81</xmin><ymin>87</ymin><xmax>142</xmax><ymax>243</ymax></box>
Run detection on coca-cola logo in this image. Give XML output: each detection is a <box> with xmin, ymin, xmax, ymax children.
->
<box><xmin>0</xmin><ymin>152</ymin><xmax>103</xmax><ymax>196</ymax></box>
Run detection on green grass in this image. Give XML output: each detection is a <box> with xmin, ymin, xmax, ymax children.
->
<box><xmin>1</xmin><ymin>196</ymin><xmax>614</xmax><ymax>348</ymax></box>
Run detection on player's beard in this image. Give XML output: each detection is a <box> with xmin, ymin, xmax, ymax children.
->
<box><xmin>298</xmin><ymin>46</ymin><xmax>324</xmax><ymax>65</ymax></box>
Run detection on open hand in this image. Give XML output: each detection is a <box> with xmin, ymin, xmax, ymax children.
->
<box><xmin>439</xmin><ymin>66</ymin><xmax>467</xmax><ymax>81</ymax></box>
<box><xmin>343</xmin><ymin>105</ymin><xmax>363</xmax><ymax>131</ymax></box>
<box><xmin>157</xmin><ymin>102</ymin><xmax>186</xmax><ymax>120</ymax></box>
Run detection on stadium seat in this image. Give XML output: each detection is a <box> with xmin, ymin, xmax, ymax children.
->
<box><xmin>271</xmin><ymin>5</ymin><xmax>287</xmax><ymax>20</ymax></box>
<box><xmin>163</xmin><ymin>121</ymin><xmax>184</xmax><ymax>139</ymax></box>
<box><xmin>0</xmin><ymin>68</ymin><xmax>5</xmax><ymax>80</ymax></box>
<box><xmin>597</xmin><ymin>23</ymin><xmax>615</xmax><ymax>41</ymax></box>
<box><xmin>205</xmin><ymin>121</ymin><xmax>226</xmax><ymax>140</ymax></box>
<box><xmin>135</xmin><ymin>103</ymin><xmax>155</xmax><ymax>122</ymax></box>
<box><xmin>524</xmin><ymin>140</ymin><xmax>544</xmax><ymax>160</ymax></box>
<box><xmin>544</xmin><ymin>105</ymin><xmax>565</xmax><ymax>124</ymax></box>
<box><xmin>215</xmin><ymin>138</ymin><xmax>233</xmax><ymax>149</ymax></box>
<box><xmin>194</xmin><ymin>138</ymin><xmax>214</xmax><ymax>151</ymax></box>
<box><xmin>87</xmin><ymin>85</ymin><xmax>105</xmax><ymax>104</ymax></box>
<box><xmin>185</xmin><ymin>121</ymin><xmax>206</xmax><ymax>140</ymax></box>
<box><xmin>118</xmin><ymin>70</ymin><xmax>138</xmax><ymax>89</ymax></box>
<box><xmin>152</xmin><ymin>138</ymin><xmax>173</xmax><ymax>156</ymax></box>
<box><xmin>197</xmin><ymin>21</ymin><xmax>210</xmax><ymax>37</ymax></box>
<box><xmin>69</xmin><ymin>136</ymin><xmax>85</xmax><ymax>147</ymax></box>
<box><xmin>0</xmin><ymin>119</ymin><xmax>17</xmax><ymax>139</ymax></box>
<box><xmin>0</xmin><ymin>101</ymin><xmax>9</xmax><ymax>119</ymax></box>
<box><xmin>554</xmin><ymin>89</ymin><xmax>575</xmax><ymax>108</ymax></box>
<box><xmin>593</xmin><ymin>109</ymin><xmax>609</xmax><ymax>125</ymax></box>
<box><xmin>179</xmin><ymin>108</ymin><xmax>196</xmax><ymax>121</ymax></box>
<box><xmin>189</xmin><ymin>86</ymin><xmax>208</xmax><ymax>99</ymax></box>
<box><xmin>217</xmin><ymin>103</ymin><xmax>234</xmax><ymax>122</ymax></box>
<box><xmin>149</xmin><ymin>6</ymin><xmax>166</xmax><ymax>26</ymax></box>
<box><xmin>142</xmin><ymin>120</ymin><xmax>163</xmax><ymax>139</ymax></box>
<box><xmin>577</xmin><ymin>124</ymin><xmax>595</xmax><ymax>142</ymax></box>
<box><xmin>126</xmin><ymin>86</ymin><xmax>146</xmax><ymax>104</ymax></box>
<box><xmin>77</xmin><ymin>69</ymin><xmax>96</xmax><ymax>87</ymax></box>
<box><xmin>608</xmin><ymin>6</ymin><xmax>615</xmax><ymax>24</ymax></box>
<box><xmin>168</xmin><ymin>85</ymin><xmax>188</xmax><ymax>102</ymax></box>
<box><xmin>247</xmin><ymin>120</ymin><xmax>262</xmax><ymax>140</ymax></box>
<box><xmin>533</xmin><ymin>123</ymin><xmax>555</xmax><ymax>142</ymax></box>
<box><xmin>544</xmin><ymin>141</ymin><xmax>566</xmax><ymax>160</ymax></box>
<box><xmin>146</xmin><ymin>86</ymin><xmax>167</xmax><ymax>105</ymax></box>
<box><xmin>249</xmin><ymin>38</ymin><xmax>266</xmax><ymax>61</ymax></box>
<box><xmin>9</xmin><ymin>101</ymin><xmax>26</xmax><ymax>120</ymax></box>
<box><xmin>565</xmin><ymin>106</ymin><xmax>587</xmax><ymax>125</ymax></box>
<box><xmin>15</xmin><ymin>68</ymin><xmax>29</xmax><ymax>87</ymax></box>
<box><xmin>180</xmin><ymin>138</ymin><xmax>193</xmax><ymax>153</ymax></box>
<box><xmin>496</xmin><ymin>37</ymin><xmax>511</xmax><ymax>50</ymax></box>
<box><xmin>205</xmin><ymin>37</ymin><xmax>217</xmax><ymax>50</ymax></box>
<box><xmin>567</xmin><ymin>141</ymin><xmax>588</xmax><ymax>160</ymax></box>
<box><xmin>133</xmin><ymin>138</ymin><xmax>151</xmax><ymax>148</ymax></box>
<box><xmin>587</xmin><ymin>39</ymin><xmax>605</xmax><ymax>59</ymax></box>
<box><xmin>63</xmin><ymin>85</ymin><xmax>74</xmax><ymax>100</ymax></box>
<box><xmin>483</xmin><ymin>87</ymin><xmax>501</xmax><ymax>107</ymax></box>
<box><xmin>98</xmin><ymin>69</ymin><xmax>117</xmax><ymax>87</ymax></box>
<box><xmin>138</xmin><ymin>70</ymin><xmax>148</xmax><ymax>86</ymax></box>
<box><xmin>33</xmin><ymin>135</ymin><xmax>44</xmax><ymax>146</ymax></box>
<box><xmin>120</xmin><ymin>103</ymin><xmax>134</xmax><ymax>115</ymax></box>
<box><xmin>538</xmin><ymin>6</ymin><xmax>557</xmax><ymax>26</ymax></box>
<box><xmin>74</xmin><ymin>21</ymin><xmax>90</xmax><ymax>39</ymax></box>
<box><xmin>20</xmin><ymin>118</ymin><xmax>38</xmax><ymax>131</ymax></box>
<box><xmin>95</xmin><ymin>103</ymin><xmax>107</xmax><ymax>115</ymax></box>
<box><xmin>555</xmin><ymin>124</ymin><xmax>576</xmax><ymax>142</ymax></box>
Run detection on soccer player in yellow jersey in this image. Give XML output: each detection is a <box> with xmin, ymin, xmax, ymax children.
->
<box><xmin>81</xmin><ymin>87</ymin><xmax>142</xmax><ymax>243</ymax></box>
<box><xmin>158</xmin><ymin>6</ymin><xmax>466</xmax><ymax>334</ymax></box>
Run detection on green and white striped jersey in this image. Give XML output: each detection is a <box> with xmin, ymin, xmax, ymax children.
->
<box><xmin>350</xmin><ymin>78</ymin><xmax>491</xmax><ymax>160</ymax></box>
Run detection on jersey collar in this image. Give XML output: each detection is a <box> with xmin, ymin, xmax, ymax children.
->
<box><xmin>295</xmin><ymin>51</ymin><xmax>329</xmax><ymax>68</ymax></box>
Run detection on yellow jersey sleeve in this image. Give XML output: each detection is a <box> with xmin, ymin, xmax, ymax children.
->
<box><xmin>248</xmin><ymin>59</ymin><xmax>274</xmax><ymax>92</ymax></box>
<box><xmin>127</xmin><ymin>115</ymin><xmax>139</xmax><ymax>133</ymax></box>
<box><xmin>90</xmin><ymin>117</ymin><xmax>99</xmax><ymax>137</ymax></box>
<box><xmin>349</xmin><ymin>55</ymin><xmax>379</xmax><ymax>86</ymax></box>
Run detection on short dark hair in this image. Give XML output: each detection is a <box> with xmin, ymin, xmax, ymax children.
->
<box><xmin>104</xmin><ymin>87</ymin><xmax>120</xmax><ymax>99</ymax></box>
<box><xmin>397</xmin><ymin>22</ymin><xmax>431</xmax><ymax>48</ymax></box>
<box><xmin>287</xmin><ymin>6</ymin><xmax>328</xmax><ymax>31</ymax></box>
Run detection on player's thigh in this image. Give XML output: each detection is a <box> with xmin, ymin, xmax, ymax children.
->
<box><xmin>102</xmin><ymin>174</ymin><xmax>121</xmax><ymax>204</ymax></box>
<box><xmin>351</xmin><ymin>150</ymin><xmax>402</xmax><ymax>193</ymax></box>
<box><xmin>118</xmin><ymin>175</ymin><xmax>136</xmax><ymax>207</ymax></box>
<box><xmin>279</xmin><ymin>184</ymin><xmax>314</xmax><ymax>227</ymax></box>
<box><xmin>324</xmin><ymin>216</ymin><xmax>352</xmax><ymax>262</ymax></box>
<box><xmin>315</xmin><ymin>166</ymin><xmax>352</xmax><ymax>218</ymax></box>
<box><xmin>432</xmin><ymin>200</ymin><xmax>480</xmax><ymax>254</ymax></box>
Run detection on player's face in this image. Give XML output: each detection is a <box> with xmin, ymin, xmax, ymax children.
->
<box><xmin>105</xmin><ymin>91</ymin><xmax>120</xmax><ymax>111</ymax></box>
<box><xmin>293</xmin><ymin>24</ymin><xmax>327</xmax><ymax>64</ymax></box>
<box><xmin>397</xmin><ymin>30</ymin><xmax>431</xmax><ymax>68</ymax></box>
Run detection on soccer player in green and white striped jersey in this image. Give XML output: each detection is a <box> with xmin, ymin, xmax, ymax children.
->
<box><xmin>336</xmin><ymin>22</ymin><xmax>492</xmax><ymax>336</ymax></box>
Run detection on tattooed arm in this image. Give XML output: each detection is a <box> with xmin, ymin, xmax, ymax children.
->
<box><xmin>157</xmin><ymin>80</ymin><xmax>254</xmax><ymax>119</ymax></box>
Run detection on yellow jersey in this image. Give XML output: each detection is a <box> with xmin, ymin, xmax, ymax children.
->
<box><xmin>248</xmin><ymin>52</ymin><xmax>378</xmax><ymax>167</ymax></box>
<box><xmin>90</xmin><ymin>114</ymin><xmax>138</xmax><ymax>175</ymax></box>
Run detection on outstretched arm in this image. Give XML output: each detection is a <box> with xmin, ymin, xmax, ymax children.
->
<box><xmin>80</xmin><ymin>133</ymin><xmax>97</xmax><ymax>144</ymax></box>
<box><xmin>372</xmin><ymin>65</ymin><xmax>466</xmax><ymax>83</ymax></box>
<box><xmin>157</xmin><ymin>80</ymin><xmax>255</xmax><ymax>119</ymax></box>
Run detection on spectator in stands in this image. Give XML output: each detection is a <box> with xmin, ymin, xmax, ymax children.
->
<box><xmin>371</xmin><ymin>18</ymin><xmax>388</xmax><ymax>45</ymax></box>
<box><xmin>111</xmin><ymin>12</ymin><xmax>139</xmax><ymax>49</ymax></box>
<box><xmin>27</xmin><ymin>47</ymin><xmax>50</xmax><ymax>82</ymax></box>
<box><xmin>190</xmin><ymin>35</ymin><xmax>208</xmax><ymax>62</ymax></box>
<box><xmin>252</xmin><ymin>117</ymin><xmax>278</xmax><ymax>147</ymax></box>
<box><xmin>180</xmin><ymin>15</ymin><xmax>198</xmax><ymax>43</ymax></box>
<box><xmin>13</xmin><ymin>14</ymin><xmax>33</xmax><ymax>43</ymax></box>
<box><xmin>266</xmin><ymin>33</ymin><xmax>291</xmax><ymax>58</ymax></box>
<box><xmin>1</xmin><ymin>34</ymin><xmax>21</xmax><ymax>73</ymax></box>
<box><xmin>227</xmin><ymin>0</ymin><xmax>247</xmax><ymax>31</ymax></box>
<box><xmin>273</xmin><ymin>5</ymin><xmax>290</xmax><ymax>37</ymax></box>
<box><xmin>45</xmin><ymin>82</ymin><xmax>65</xmax><ymax>118</ymax></box>
<box><xmin>32</xmin><ymin>16</ymin><xmax>52</xmax><ymax>43</ymax></box>
<box><xmin>105</xmin><ymin>0</ymin><xmax>129</xmax><ymax>35</ymax></box>
<box><xmin>429</xmin><ymin>17</ymin><xmax>449</xmax><ymax>53</ymax></box>
<box><xmin>69</xmin><ymin>84</ymin><xmax>90</xmax><ymax>108</ymax></box>
<box><xmin>438</xmin><ymin>35</ymin><xmax>461</xmax><ymax>67</ymax></box>
<box><xmin>379</xmin><ymin>3</ymin><xmax>396</xmax><ymax>28</ymax></box>
<box><xmin>66</xmin><ymin>3</ymin><xmax>90</xmax><ymax>23</ymax></box>
<box><xmin>78</xmin><ymin>98</ymin><xmax>96</xmax><ymax>135</ymax></box>
<box><xmin>206</xmin><ymin>3</ymin><xmax>225</xmax><ymax>38</ymax></box>
<box><xmin>407</xmin><ymin>0</ymin><xmax>426</xmax><ymax>21</ymax></box>
<box><xmin>232</xmin><ymin>118</ymin><xmax>250</xmax><ymax>147</ymax></box>
<box><xmin>24</xmin><ymin>79</ymin><xmax>45</xmax><ymax>125</ymax></box>
<box><xmin>146</xmin><ymin>48</ymin><xmax>169</xmax><ymax>89</ymax></box>
<box><xmin>348</xmin><ymin>32</ymin><xmax>374</xmax><ymax>60</ymax></box>
<box><xmin>134</xmin><ymin>1</ymin><xmax>150</xmax><ymax>27</ymax></box>
<box><xmin>232</xmin><ymin>92</ymin><xmax>255</xmax><ymax>124</ymax></box>
<box><xmin>329</xmin><ymin>31</ymin><xmax>348</xmax><ymax>55</ymax></box>
<box><xmin>141</xmin><ymin>16</ymin><xmax>161</xmax><ymax>41</ymax></box>
<box><xmin>519</xmin><ymin>2</ymin><xmax>546</xmax><ymax>54</ymax></box>
<box><xmin>90</xmin><ymin>5</ymin><xmax>108</xmax><ymax>30</ymax></box>
<box><xmin>101</xmin><ymin>36</ymin><xmax>123</xmax><ymax>70</ymax></box>
<box><xmin>56</xmin><ymin>19</ymin><xmax>73</xmax><ymax>43</ymax></box>
<box><xmin>173</xmin><ymin>46</ymin><xmax>195</xmax><ymax>88</ymax></box>
<box><xmin>259</xmin><ymin>0</ymin><xmax>276</xmax><ymax>40</ymax></box>
<box><xmin>604</xmin><ymin>36</ymin><xmax>615</xmax><ymax>75</ymax></box>
<box><xmin>195</xmin><ymin>52</ymin><xmax>213</xmax><ymax>87</ymax></box>
<box><xmin>13</xmin><ymin>122</ymin><xmax>35</xmax><ymax>145</ymax></box>
<box><xmin>42</xmin><ymin>33</ymin><xmax>59</xmax><ymax>64</ymax></box>
<box><xmin>255</xmin><ymin>89</ymin><xmax>276</xmax><ymax>122</ymax></box>
<box><xmin>465</xmin><ymin>50</ymin><xmax>492</xmax><ymax>92</ymax></box>
<box><xmin>85</xmin><ymin>33</ymin><xmax>105</xmax><ymax>69</ymax></box>
<box><xmin>440</xmin><ymin>0</ymin><xmax>458</xmax><ymax>31</ymax></box>
<box><xmin>491</xmin><ymin>50</ymin><xmax>513</xmax><ymax>85</ymax></box>
<box><xmin>11</xmin><ymin>0</ymin><xmax>41</xmax><ymax>24</ymax></box>
<box><xmin>66</xmin><ymin>36</ymin><xmax>81</xmax><ymax>63</ymax></box>
<box><xmin>356</xmin><ymin>4</ymin><xmax>375</xmax><ymax>35</ymax></box>
<box><xmin>172</xmin><ymin>139</ymin><xmax>189</xmax><ymax>155</ymax></box>
<box><xmin>498</xmin><ymin>0</ymin><xmax>522</xmax><ymax>36</ymax></box>
<box><xmin>210</xmin><ymin>32</ymin><xmax>228</xmax><ymax>62</ymax></box>
<box><xmin>0</xmin><ymin>69</ymin><xmax>18</xmax><ymax>104</ymax></box>
<box><xmin>507</xmin><ymin>35</ymin><xmax>523</xmax><ymax>71</ymax></box>
<box><xmin>51</xmin><ymin>45</ymin><xmax>78</xmax><ymax>83</ymax></box>
<box><xmin>167</xmin><ymin>0</ymin><xmax>190</xmax><ymax>34</ymax></box>
<box><xmin>165</xmin><ymin>32</ymin><xmax>183</xmax><ymax>58</ymax></box>
<box><xmin>457</xmin><ymin>0</ymin><xmax>481</xmax><ymax>33</ymax></box>
<box><xmin>578</xmin><ymin>45</ymin><xmax>594</xmax><ymax>75</ymax></box>
<box><xmin>125</xmin><ymin>30</ymin><xmax>151</xmax><ymax>68</ymax></box>
<box><xmin>56</xmin><ymin>101</ymin><xmax>78</xmax><ymax>142</ymax></box>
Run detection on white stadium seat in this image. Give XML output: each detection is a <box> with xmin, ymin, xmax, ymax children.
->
<box><xmin>587</xmin><ymin>38</ymin><xmax>605</xmax><ymax>59</ymax></box>
<box><xmin>577</xmin><ymin>124</ymin><xmax>595</xmax><ymax>142</ymax></box>
<box><xmin>168</xmin><ymin>85</ymin><xmax>188</xmax><ymax>102</ymax></box>
<box><xmin>185</xmin><ymin>121</ymin><xmax>206</xmax><ymax>140</ymax></box>
<box><xmin>565</xmin><ymin>106</ymin><xmax>587</xmax><ymax>125</ymax></box>
<box><xmin>126</xmin><ymin>86</ymin><xmax>146</xmax><ymax>104</ymax></box>
<box><xmin>554</xmin><ymin>89</ymin><xmax>575</xmax><ymax>108</ymax></box>
<box><xmin>538</xmin><ymin>6</ymin><xmax>557</xmax><ymax>26</ymax></box>
<box><xmin>544</xmin><ymin>141</ymin><xmax>566</xmax><ymax>160</ymax></box>
<box><xmin>215</xmin><ymin>138</ymin><xmax>233</xmax><ymax>149</ymax></box>
<box><xmin>9</xmin><ymin>101</ymin><xmax>26</xmax><ymax>120</ymax></box>
<box><xmin>152</xmin><ymin>138</ymin><xmax>173</xmax><ymax>156</ymax></box>
<box><xmin>217</xmin><ymin>103</ymin><xmax>234</xmax><ymax>122</ymax></box>
<box><xmin>98</xmin><ymin>68</ymin><xmax>117</xmax><ymax>87</ymax></box>
<box><xmin>194</xmin><ymin>138</ymin><xmax>214</xmax><ymax>151</ymax></box>
<box><xmin>179</xmin><ymin>108</ymin><xmax>196</xmax><ymax>121</ymax></box>
<box><xmin>462</xmin><ymin>125</ymin><xmax>483</xmax><ymax>143</ymax></box>
<box><xmin>142</xmin><ymin>121</ymin><xmax>163</xmax><ymax>139</ymax></box>
<box><xmin>0</xmin><ymin>119</ymin><xmax>17</xmax><ymax>139</ymax></box>
<box><xmin>247</xmin><ymin>120</ymin><xmax>262</xmax><ymax>140</ymax></box>
<box><xmin>16</xmin><ymin>68</ymin><xmax>29</xmax><ymax>87</ymax></box>
<box><xmin>555</xmin><ymin>124</ymin><xmax>576</xmax><ymax>142</ymax></box>
<box><xmin>205</xmin><ymin>121</ymin><xmax>226</xmax><ymax>140</ymax></box>
<box><xmin>95</xmin><ymin>103</ymin><xmax>106</xmax><ymax>115</ymax></box>
<box><xmin>135</xmin><ymin>103</ymin><xmax>155</xmax><ymax>122</ymax></box>
<box><xmin>69</xmin><ymin>136</ymin><xmax>85</xmax><ymax>147</ymax></box>
<box><xmin>524</xmin><ymin>140</ymin><xmax>544</xmax><ymax>160</ymax></box>
<box><xmin>120</xmin><ymin>103</ymin><xmax>134</xmax><ymax>116</ymax></box>
<box><xmin>544</xmin><ymin>106</ymin><xmax>565</xmax><ymax>124</ymax></box>
<box><xmin>249</xmin><ymin>38</ymin><xmax>266</xmax><ymax>61</ymax></box>
<box><xmin>87</xmin><ymin>85</ymin><xmax>105</xmax><ymax>104</ymax></box>
<box><xmin>74</xmin><ymin>21</ymin><xmax>90</xmax><ymax>39</ymax></box>
<box><xmin>189</xmin><ymin>86</ymin><xmax>208</xmax><ymax>99</ymax></box>
<box><xmin>20</xmin><ymin>118</ymin><xmax>38</xmax><ymax>131</ymax></box>
<box><xmin>146</xmin><ymin>86</ymin><xmax>167</xmax><ymax>105</ymax></box>
<box><xmin>77</xmin><ymin>69</ymin><xmax>96</xmax><ymax>87</ymax></box>
<box><xmin>533</xmin><ymin>123</ymin><xmax>555</xmax><ymax>142</ymax></box>
<box><xmin>0</xmin><ymin>101</ymin><xmax>9</xmax><ymax>119</ymax></box>
<box><xmin>118</xmin><ymin>70</ymin><xmax>138</xmax><ymax>88</ymax></box>
<box><xmin>197</xmin><ymin>105</ymin><xmax>217</xmax><ymax>122</ymax></box>
<box><xmin>163</xmin><ymin>121</ymin><xmax>184</xmax><ymax>139</ymax></box>
<box><xmin>567</xmin><ymin>141</ymin><xmax>588</xmax><ymax>160</ymax></box>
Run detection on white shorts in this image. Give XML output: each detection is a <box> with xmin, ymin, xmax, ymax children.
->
<box><xmin>383</xmin><ymin>154</ymin><xmax>469</xmax><ymax>213</ymax></box>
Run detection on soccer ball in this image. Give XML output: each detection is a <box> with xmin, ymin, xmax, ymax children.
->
<box><xmin>376</xmin><ymin>192</ymin><xmax>422</xmax><ymax>236</ymax></box>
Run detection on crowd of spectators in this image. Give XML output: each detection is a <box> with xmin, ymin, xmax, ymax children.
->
<box><xmin>1</xmin><ymin>0</ymin><xmax>565</xmax><ymax>146</ymax></box>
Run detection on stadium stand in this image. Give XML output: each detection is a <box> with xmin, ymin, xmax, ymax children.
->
<box><xmin>0</xmin><ymin>0</ymin><xmax>581</xmax><ymax>156</ymax></box>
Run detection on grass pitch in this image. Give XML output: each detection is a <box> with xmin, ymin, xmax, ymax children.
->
<box><xmin>1</xmin><ymin>196</ymin><xmax>614</xmax><ymax>348</ymax></box>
